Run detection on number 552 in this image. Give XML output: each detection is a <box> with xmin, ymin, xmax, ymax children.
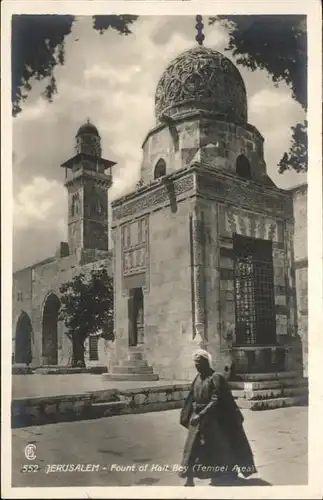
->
<box><xmin>21</xmin><ymin>464</ymin><xmax>39</xmax><ymax>473</ymax></box>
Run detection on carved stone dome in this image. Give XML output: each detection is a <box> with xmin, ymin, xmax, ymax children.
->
<box><xmin>155</xmin><ymin>46</ymin><xmax>248</xmax><ymax>123</ymax></box>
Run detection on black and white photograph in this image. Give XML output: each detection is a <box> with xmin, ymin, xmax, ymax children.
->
<box><xmin>1</xmin><ymin>1</ymin><xmax>322</xmax><ymax>498</ymax></box>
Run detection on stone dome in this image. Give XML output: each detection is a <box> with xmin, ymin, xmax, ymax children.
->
<box><xmin>76</xmin><ymin>120</ymin><xmax>99</xmax><ymax>137</ymax></box>
<box><xmin>155</xmin><ymin>46</ymin><xmax>248</xmax><ymax>123</ymax></box>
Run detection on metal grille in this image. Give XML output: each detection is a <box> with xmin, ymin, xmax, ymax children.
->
<box><xmin>234</xmin><ymin>235</ymin><xmax>276</xmax><ymax>345</ymax></box>
<box><xmin>253</xmin><ymin>260</ymin><xmax>276</xmax><ymax>345</ymax></box>
<box><xmin>235</xmin><ymin>257</ymin><xmax>257</xmax><ymax>344</ymax></box>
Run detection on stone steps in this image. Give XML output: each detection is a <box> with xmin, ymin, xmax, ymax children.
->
<box><xmin>108</xmin><ymin>350</ymin><xmax>159</xmax><ymax>381</ymax></box>
<box><xmin>111</xmin><ymin>365</ymin><xmax>154</xmax><ymax>375</ymax></box>
<box><xmin>232</xmin><ymin>385</ymin><xmax>307</xmax><ymax>401</ymax></box>
<box><xmin>229</xmin><ymin>372</ymin><xmax>308</xmax><ymax>410</ymax></box>
<box><xmin>12</xmin><ymin>375</ymin><xmax>308</xmax><ymax>428</ymax></box>
<box><xmin>104</xmin><ymin>373</ymin><xmax>159</xmax><ymax>381</ymax></box>
<box><xmin>91</xmin><ymin>400</ymin><xmax>130</xmax><ymax>418</ymax></box>
<box><xmin>233</xmin><ymin>370</ymin><xmax>301</xmax><ymax>382</ymax></box>
<box><xmin>229</xmin><ymin>377</ymin><xmax>308</xmax><ymax>391</ymax></box>
<box><xmin>237</xmin><ymin>394</ymin><xmax>308</xmax><ymax>411</ymax></box>
<box><xmin>120</xmin><ymin>359</ymin><xmax>149</xmax><ymax>368</ymax></box>
<box><xmin>16</xmin><ymin>365</ymin><xmax>108</xmax><ymax>375</ymax></box>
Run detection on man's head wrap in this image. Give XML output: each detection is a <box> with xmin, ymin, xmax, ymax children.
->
<box><xmin>192</xmin><ymin>349</ymin><xmax>212</xmax><ymax>365</ymax></box>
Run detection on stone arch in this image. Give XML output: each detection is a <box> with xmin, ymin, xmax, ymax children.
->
<box><xmin>42</xmin><ymin>292</ymin><xmax>60</xmax><ymax>365</ymax></box>
<box><xmin>236</xmin><ymin>154</ymin><xmax>252</xmax><ymax>180</ymax></box>
<box><xmin>153</xmin><ymin>158</ymin><xmax>166</xmax><ymax>179</ymax></box>
<box><xmin>14</xmin><ymin>311</ymin><xmax>33</xmax><ymax>364</ymax></box>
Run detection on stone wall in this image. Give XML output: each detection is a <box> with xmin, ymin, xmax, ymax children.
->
<box><xmin>12</xmin><ymin>267</ymin><xmax>33</xmax><ymax>362</ymax></box>
<box><xmin>13</xmin><ymin>252</ymin><xmax>113</xmax><ymax>367</ymax></box>
<box><xmin>216</xmin><ymin>203</ymin><xmax>294</xmax><ymax>342</ymax></box>
<box><xmin>144</xmin><ymin>199</ymin><xmax>197</xmax><ymax>380</ymax></box>
<box><xmin>197</xmin><ymin>197</ymin><xmax>301</xmax><ymax>373</ymax></box>
<box><xmin>112</xmin><ymin>166</ymin><xmax>302</xmax><ymax>379</ymax></box>
<box><xmin>140</xmin><ymin>115</ymin><xmax>272</xmax><ymax>186</ymax></box>
<box><xmin>113</xmin><ymin>196</ymin><xmax>199</xmax><ymax>381</ymax></box>
<box><xmin>290</xmin><ymin>184</ymin><xmax>308</xmax><ymax>376</ymax></box>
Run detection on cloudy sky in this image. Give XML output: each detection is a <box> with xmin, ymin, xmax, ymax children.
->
<box><xmin>13</xmin><ymin>15</ymin><xmax>306</xmax><ymax>270</ymax></box>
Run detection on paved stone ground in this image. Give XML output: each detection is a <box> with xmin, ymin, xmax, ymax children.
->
<box><xmin>12</xmin><ymin>374</ymin><xmax>189</xmax><ymax>400</ymax></box>
<box><xmin>12</xmin><ymin>406</ymin><xmax>307</xmax><ymax>487</ymax></box>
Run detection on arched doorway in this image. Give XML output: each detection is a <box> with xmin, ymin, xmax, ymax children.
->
<box><xmin>42</xmin><ymin>293</ymin><xmax>60</xmax><ymax>365</ymax></box>
<box><xmin>15</xmin><ymin>311</ymin><xmax>33</xmax><ymax>364</ymax></box>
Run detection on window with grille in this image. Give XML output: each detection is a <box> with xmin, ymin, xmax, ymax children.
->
<box><xmin>233</xmin><ymin>234</ymin><xmax>276</xmax><ymax>346</ymax></box>
<box><xmin>89</xmin><ymin>335</ymin><xmax>99</xmax><ymax>361</ymax></box>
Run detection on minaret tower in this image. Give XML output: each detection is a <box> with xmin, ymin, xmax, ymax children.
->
<box><xmin>61</xmin><ymin>120</ymin><xmax>116</xmax><ymax>255</ymax></box>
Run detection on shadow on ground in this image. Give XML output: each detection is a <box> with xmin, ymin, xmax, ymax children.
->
<box><xmin>134</xmin><ymin>476</ymin><xmax>272</xmax><ymax>487</ymax></box>
<box><xmin>232</xmin><ymin>477</ymin><xmax>272</xmax><ymax>486</ymax></box>
<box><xmin>135</xmin><ymin>477</ymin><xmax>161</xmax><ymax>485</ymax></box>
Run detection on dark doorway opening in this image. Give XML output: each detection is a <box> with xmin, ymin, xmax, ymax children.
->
<box><xmin>154</xmin><ymin>159</ymin><xmax>166</xmax><ymax>179</ymax></box>
<box><xmin>42</xmin><ymin>293</ymin><xmax>60</xmax><ymax>364</ymax></box>
<box><xmin>236</xmin><ymin>154</ymin><xmax>252</xmax><ymax>180</ymax></box>
<box><xmin>89</xmin><ymin>335</ymin><xmax>99</xmax><ymax>361</ymax></box>
<box><xmin>233</xmin><ymin>234</ymin><xmax>276</xmax><ymax>346</ymax></box>
<box><xmin>15</xmin><ymin>311</ymin><xmax>33</xmax><ymax>364</ymax></box>
<box><xmin>128</xmin><ymin>287</ymin><xmax>144</xmax><ymax>347</ymax></box>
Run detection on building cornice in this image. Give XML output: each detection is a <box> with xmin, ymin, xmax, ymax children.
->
<box><xmin>287</xmin><ymin>183</ymin><xmax>308</xmax><ymax>196</ymax></box>
<box><xmin>112</xmin><ymin>163</ymin><xmax>294</xmax><ymax>224</ymax></box>
<box><xmin>141</xmin><ymin>110</ymin><xmax>264</xmax><ymax>149</ymax></box>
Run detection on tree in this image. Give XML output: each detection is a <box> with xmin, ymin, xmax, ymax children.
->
<box><xmin>59</xmin><ymin>266</ymin><xmax>114</xmax><ymax>367</ymax></box>
<box><xmin>209</xmin><ymin>15</ymin><xmax>307</xmax><ymax>173</ymax></box>
<box><xmin>11</xmin><ymin>14</ymin><xmax>138</xmax><ymax>116</ymax></box>
<box><xmin>278</xmin><ymin>121</ymin><xmax>308</xmax><ymax>174</ymax></box>
<box><xmin>12</xmin><ymin>14</ymin><xmax>307</xmax><ymax>173</ymax></box>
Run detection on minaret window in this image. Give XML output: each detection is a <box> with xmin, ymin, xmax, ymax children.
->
<box><xmin>154</xmin><ymin>158</ymin><xmax>166</xmax><ymax>179</ymax></box>
<box><xmin>91</xmin><ymin>198</ymin><xmax>103</xmax><ymax>216</ymax></box>
<box><xmin>236</xmin><ymin>154</ymin><xmax>252</xmax><ymax>180</ymax></box>
<box><xmin>71</xmin><ymin>193</ymin><xmax>80</xmax><ymax>217</ymax></box>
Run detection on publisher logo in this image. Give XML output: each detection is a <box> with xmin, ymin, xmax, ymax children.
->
<box><xmin>24</xmin><ymin>444</ymin><xmax>36</xmax><ymax>461</ymax></box>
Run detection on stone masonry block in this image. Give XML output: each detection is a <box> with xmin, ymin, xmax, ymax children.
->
<box><xmin>73</xmin><ymin>401</ymin><xmax>86</xmax><ymax>414</ymax></box>
<box><xmin>148</xmin><ymin>392</ymin><xmax>158</xmax><ymax>404</ymax></box>
<box><xmin>134</xmin><ymin>393</ymin><xmax>146</xmax><ymax>405</ymax></box>
<box><xmin>26</xmin><ymin>406</ymin><xmax>40</xmax><ymax>418</ymax></box>
<box><xmin>220</xmin><ymin>280</ymin><xmax>234</xmax><ymax>291</ymax></box>
<box><xmin>44</xmin><ymin>403</ymin><xmax>57</xmax><ymax>415</ymax></box>
<box><xmin>275</xmin><ymin>295</ymin><xmax>287</xmax><ymax>307</ymax></box>
<box><xmin>220</xmin><ymin>257</ymin><xmax>233</xmax><ymax>269</ymax></box>
<box><xmin>59</xmin><ymin>401</ymin><xmax>73</xmax><ymax>413</ymax></box>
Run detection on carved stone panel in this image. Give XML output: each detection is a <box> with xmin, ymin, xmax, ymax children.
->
<box><xmin>112</xmin><ymin>173</ymin><xmax>194</xmax><ymax>222</ymax></box>
<box><xmin>197</xmin><ymin>174</ymin><xmax>293</xmax><ymax>219</ymax></box>
<box><xmin>219</xmin><ymin>204</ymin><xmax>283</xmax><ymax>243</ymax></box>
<box><xmin>121</xmin><ymin>216</ymin><xmax>150</xmax><ymax>293</ymax></box>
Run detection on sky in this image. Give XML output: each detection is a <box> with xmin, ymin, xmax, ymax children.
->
<box><xmin>13</xmin><ymin>15</ymin><xmax>307</xmax><ymax>271</ymax></box>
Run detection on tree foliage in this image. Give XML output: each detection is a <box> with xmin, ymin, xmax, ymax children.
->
<box><xmin>12</xmin><ymin>15</ymin><xmax>75</xmax><ymax>116</ymax></box>
<box><xmin>12</xmin><ymin>14</ymin><xmax>307</xmax><ymax>173</ymax></box>
<box><xmin>278</xmin><ymin>121</ymin><xmax>308</xmax><ymax>174</ymax></box>
<box><xmin>209</xmin><ymin>15</ymin><xmax>307</xmax><ymax>110</ymax></box>
<box><xmin>59</xmin><ymin>266</ymin><xmax>114</xmax><ymax>366</ymax></box>
<box><xmin>93</xmin><ymin>14</ymin><xmax>138</xmax><ymax>35</ymax></box>
<box><xmin>209</xmin><ymin>15</ymin><xmax>307</xmax><ymax>173</ymax></box>
<box><xmin>11</xmin><ymin>14</ymin><xmax>138</xmax><ymax>116</ymax></box>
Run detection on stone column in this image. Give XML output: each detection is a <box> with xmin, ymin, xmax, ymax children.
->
<box><xmin>285</xmin><ymin>222</ymin><xmax>297</xmax><ymax>336</ymax></box>
<box><xmin>190</xmin><ymin>206</ymin><xmax>207</xmax><ymax>347</ymax></box>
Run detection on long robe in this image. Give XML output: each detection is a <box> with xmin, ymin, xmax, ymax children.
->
<box><xmin>179</xmin><ymin>369</ymin><xmax>257</xmax><ymax>480</ymax></box>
